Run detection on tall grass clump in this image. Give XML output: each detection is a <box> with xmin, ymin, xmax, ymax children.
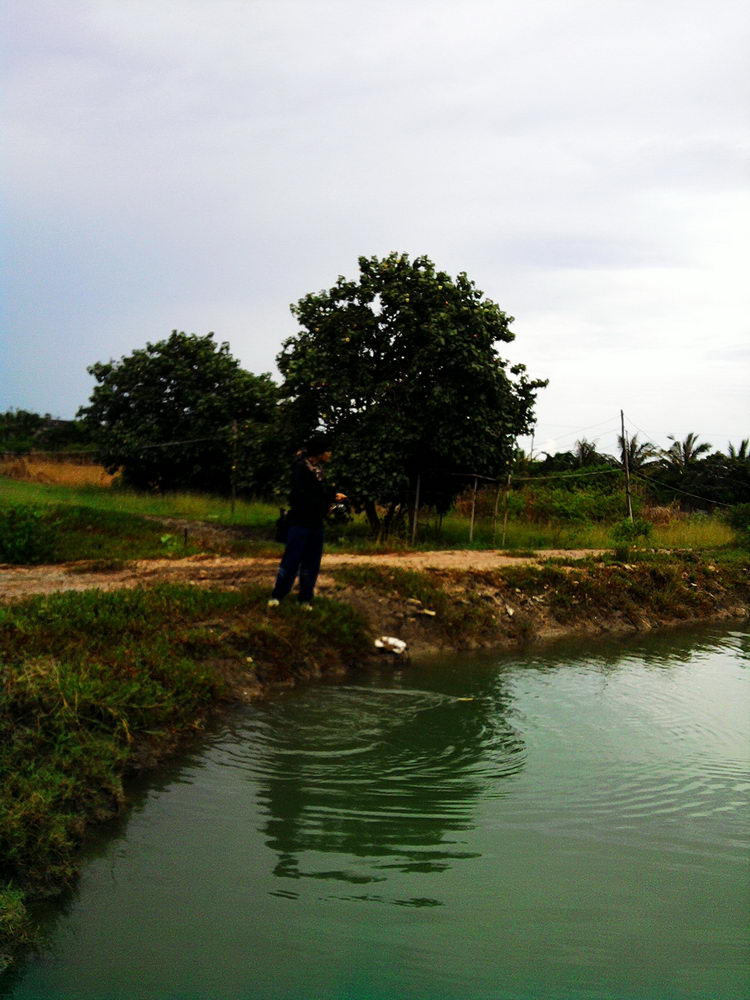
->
<box><xmin>649</xmin><ymin>514</ymin><xmax>734</xmax><ymax>550</ymax></box>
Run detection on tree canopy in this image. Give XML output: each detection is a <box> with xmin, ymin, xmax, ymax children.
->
<box><xmin>79</xmin><ymin>331</ymin><xmax>280</xmax><ymax>493</ymax></box>
<box><xmin>277</xmin><ymin>253</ymin><xmax>546</xmax><ymax>534</ymax></box>
<box><xmin>0</xmin><ymin>409</ymin><xmax>92</xmax><ymax>454</ymax></box>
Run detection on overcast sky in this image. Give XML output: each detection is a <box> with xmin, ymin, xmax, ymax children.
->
<box><xmin>2</xmin><ymin>0</ymin><xmax>748</xmax><ymax>457</ymax></box>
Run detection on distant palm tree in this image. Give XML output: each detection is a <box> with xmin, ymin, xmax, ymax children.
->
<box><xmin>574</xmin><ymin>438</ymin><xmax>600</xmax><ymax>467</ymax></box>
<box><xmin>728</xmin><ymin>439</ymin><xmax>749</xmax><ymax>460</ymax></box>
<box><xmin>661</xmin><ymin>432</ymin><xmax>712</xmax><ymax>472</ymax></box>
<box><xmin>617</xmin><ymin>433</ymin><xmax>658</xmax><ymax>471</ymax></box>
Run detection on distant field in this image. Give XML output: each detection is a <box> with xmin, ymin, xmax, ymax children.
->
<box><xmin>0</xmin><ymin>456</ymin><xmax>116</xmax><ymax>488</ymax></box>
<box><xmin>0</xmin><ymin>468</ymin><xmax>277</xmax><ymax>527</ymax></box>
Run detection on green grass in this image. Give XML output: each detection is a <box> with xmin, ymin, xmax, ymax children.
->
<box><xmin>650</xmin><ymin>518</ymin><xmax>734</xmax><ymax>549</ymax></box>
<box><xmin>0</xmin><ymin>474</ymin><xmax>738</xmax><ymax>559</ymax></box>
<box><xmin>0</xmin><ymin>476</ymin><xmax>278</xmax><ymax>529</ymax></box>
<box><xmin>0</xmin><ymin>583</ymin><xmax>371</xmax><ymax>967</ymax></box>
<box><xmin>50</xmin><ymin>506</ymin><xmax>203</xmax><ymax>561</ymax></box>
<box><xmin>0</xmin><ymin>499</ymin><xmax>280</xmax><ymax>565</ymax></box>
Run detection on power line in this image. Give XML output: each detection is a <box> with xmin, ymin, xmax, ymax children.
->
<box><xmin>629</xmin><ymin>469</ymin><xmax>731</xmax><ymax>508</ymax></box>
<box><xmin>523</xmin><ymin>414</ymin><xmax>620</xmax><ymax>436</ymax></box>
<box><xmin>513</xmin><ymin>467</ymin><xmax>622</xmax><ymax>483</ymax></box>
<box><xmin>523</xmin><ymin>416</ymin><xmax>622</xmax><ymax>450</ymax></box>
<box><xmin>136</xmin><ymin>434</ymin><xmax>227</xmax><ymax>450</ymax></box>
<box><xmin>1</xmin><ymin>434</ymin><xmax>231</xmax><ymax>458</ymax></box>
<box><xmin>420</xmin><ymin>466</ymin><xmax>621</xmax><ymax>486</ymax></box>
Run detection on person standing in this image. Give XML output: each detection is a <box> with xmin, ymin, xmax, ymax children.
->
<box><xmin>268</xmin><ymin>434</ymin><xmax>344</xmax><ymax>610</ymax></box>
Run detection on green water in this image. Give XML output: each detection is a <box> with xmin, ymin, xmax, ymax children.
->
<box><xmin>2</xmin><ymin>625</ymin><xmax>749</xmax><ymax>999</ymax></box>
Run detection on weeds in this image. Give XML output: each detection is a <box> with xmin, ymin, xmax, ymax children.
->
<box><xmin>0</xmin><ymin>583</ymin><xmax>371</xmax><ymax>966</ymax></box>
<box><xmin>331</xmin><ymin>565</ymin><xmax>497</xmax><ymax>637</ymax></box>
<box><xmin>0</xmin><ymin>506</ymin><xmax>56</xmax><ymax>564</ymax></box>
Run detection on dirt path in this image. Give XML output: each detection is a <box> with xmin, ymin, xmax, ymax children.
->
<box><xmin>0</xmin><ymin>549</ymin><xmax>606</xmax><ymax>600</ymax></box>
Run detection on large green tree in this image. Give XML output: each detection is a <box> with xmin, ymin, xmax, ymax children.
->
<box><xmin>278</xmin><ymin>253</ymin><xmax>546</xmax><ymax>535</ymax></box>
<box><xmin>79</xmin><ymin>331</ymin><xmax>280</xmax><ymax>493</ymax></box>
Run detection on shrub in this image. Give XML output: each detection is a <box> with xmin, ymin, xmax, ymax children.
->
<box><xmin>0</xmin><ymin>506</ymin><xmax>56</xmax><ymax>564</ymax></box>
<box><xmin>726</xmin><ymin>503</ymin><xmax>750</xmax><ymax>531</ymax></box>
<box><xmin>726</xmin><ymin>504</ymin><xmax>750</xmax><ymax>550</ymax></box>
<box><xmin>522</xmin><ymin>485</ymin><xmax>631</xmax><ymax>524</ymax></box>
<box><xmin>611</xmin><ymin>517</ymin><xmax>653</xmax><ymax>545</ymax></box>
<box><xmin>610</xmin><ymin>517</ymin><xmax>652</xmax><ymax>560</ymax></box>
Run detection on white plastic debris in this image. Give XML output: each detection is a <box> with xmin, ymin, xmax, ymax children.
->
<box><xmin>374</xmin><ymin>636</ymin><xmax>408</xmax><ymax>655</ymax></box>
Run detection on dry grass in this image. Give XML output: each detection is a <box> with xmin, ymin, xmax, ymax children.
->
<box><xmin>650</xmin><ymin>517</ymin><xmax>734</xmax><ymax>549</ymax></box>
<box><xmin>0</xmin><ymin>458</ymin><xmax>116</xmax><ymax>488</ymax></box>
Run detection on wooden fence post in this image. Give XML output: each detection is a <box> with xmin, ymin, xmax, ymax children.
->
<box><xmin>411</xmin><ymin>473</ymin><xmax>421</xmax><ymax>545</ymax></box>
<box><xmin>469</xmin><ymin>476</ymin><xmax>478</xmax><ymax>543</ymax></box>
<box><xmin>500</xmin><ymin>471</ymin><xmax>512</xmax><ymax>547</ymax></box>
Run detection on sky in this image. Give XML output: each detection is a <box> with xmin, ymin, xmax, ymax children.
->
<box><xmin>2</xmin><ymin>0</ymin><xmax>748</xmax><ymax>458</ymax></box>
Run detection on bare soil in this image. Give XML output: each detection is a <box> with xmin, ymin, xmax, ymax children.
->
<box><xmin>1</xmin><ymin>549</ymin><xmax>746</xmax><ymax>673</ymax></box>
<box><xmin>0</xmin><ymin>549</ymin><xmax>604</xmax><ymax>601</ymax></box>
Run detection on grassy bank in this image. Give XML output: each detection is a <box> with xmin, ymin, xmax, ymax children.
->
<box><xmin>332</xmin><ymin>552</ymin><xmax>750</xmax><ymax>653</ymax></box>
<box><xmin>0</xmin><ymin>584</ymin><xmax>370</xmax><ymax>970</ymax></box>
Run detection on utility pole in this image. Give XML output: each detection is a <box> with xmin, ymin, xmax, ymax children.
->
<box><xmin>621</xmin><ymin>409</ymin><xmax>633</xmax><ymax>522</ymax></box>
<box><xmin>230</xmin><ymin>420</ymin><xmax>238</xmax><ymax>518</ymax></box>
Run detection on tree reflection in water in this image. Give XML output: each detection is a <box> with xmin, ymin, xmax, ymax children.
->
<box><xmin>248</xmin><ymin>667</ymin><xmax>526</xmax><ymax>904</ymax></box>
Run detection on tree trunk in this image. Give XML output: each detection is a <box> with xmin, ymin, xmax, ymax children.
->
<box><xmin>382</xmin><ymin>502</ymin><xmax>399</xmax><ymax>540</ymax></box>
<box><xmin>364</xmin><ymin>500</ymin><xmax>381</xmax><ymax>538</ymax></box>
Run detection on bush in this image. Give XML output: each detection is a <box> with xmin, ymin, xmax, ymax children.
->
<box><xmin>727</xmin><ymin>503</ymin><xmax>750</xmax><ymax>531</ymax></box>
<box><xmin>611</xmin><ymin>517</ymin><xmax>653</xmax><ymax>545</ymax></box>
<box><xmin>0</xmin><ymin>506</ymin><xmax>56</xmax><ymax>564</ymax></box>
<box><xmin>725</xmin><ymin>504</ymin><xmax>750</xmax><ymax>550</ymax></box>
<box><xmin>611</xmin><ymin>517</ymin><xmax>652</xmax><ymax>559</ymax></box>
<box><xmin>522</xmin><ymin>484</ymin><xmax>631</xmax><ymax>524</ymax></box>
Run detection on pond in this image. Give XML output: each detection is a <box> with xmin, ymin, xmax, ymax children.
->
<box><xmin>2</xmin><ymin>625</ymin><xmax>749</xmax><ymax>1000</ymax></box>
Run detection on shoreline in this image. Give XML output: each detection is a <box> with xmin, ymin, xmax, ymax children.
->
<box><xmin>1</xmin><ymin>550</ymin><xmax>748</xmax><ymax>969</ymax></box>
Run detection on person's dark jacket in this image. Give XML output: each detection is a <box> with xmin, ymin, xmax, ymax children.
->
<box><xmin>287</xmin><ymin>454</ymin><xmax>335</xmax><ymax>529</ymax></box>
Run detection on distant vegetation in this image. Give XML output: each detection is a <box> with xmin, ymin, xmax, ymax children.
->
<box><xmin>0</xmin><ymin>409</ymin><xmax>93</xmax><ymax>455</ymax></box>
<box><xmin>514</xmin><ymin>432</ymin><xmax>750</xmax><ymax>511</ymax></box>
<box><xmin>2</xmin><ymin>252</ymin><xmax>747</xmax><ymax>542</ymax></box>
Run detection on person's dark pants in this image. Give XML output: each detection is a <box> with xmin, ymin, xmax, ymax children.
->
<box><xmin>272</xmin><ymin>524</ymin><xmax>325</xmax><ymax>602</ymax></box>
